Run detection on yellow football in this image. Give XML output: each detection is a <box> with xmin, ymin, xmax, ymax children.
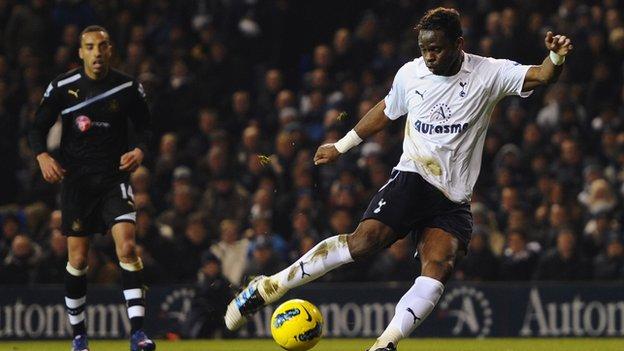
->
<box><xmin>270</xmin><ymin>299</ymin><xmax>323</xmax><ymax>351</ymax></box>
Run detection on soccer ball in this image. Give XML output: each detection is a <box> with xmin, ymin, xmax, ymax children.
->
<box><xmin>270</xmin><ymin>299</ymin><xmax>323</xmax><ymax>351</ymax></box>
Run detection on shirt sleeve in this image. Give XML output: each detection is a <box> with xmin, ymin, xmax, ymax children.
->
<box><xmin>128</xmin><ymin>81</ymin><xmax>152</xmax><ymax>155</ymax></box>
<box><xmin>383</xmin><ymin>65</ymin><xmax>409</xmax><ymax>120</ymax></box>
<box><xmin>490</xmin><ymin>59</ymin><xmax>534</xmax><ymax>99</ymax></box>
<box><xmin>28</xmin><ymin>81</ymin><xmax>63</xmax><ymax>155</ymax></box>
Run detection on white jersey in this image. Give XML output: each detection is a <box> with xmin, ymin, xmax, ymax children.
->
<box><xmin>384</xmin><ymin>52</ymin><xmax>533</xmax><ymax>203</ymax></box>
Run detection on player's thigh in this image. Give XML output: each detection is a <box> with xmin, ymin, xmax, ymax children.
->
<box><xmin>101</xmin><ymin>181</ymin><xmax>136</xmax><ymax>229</ymax></box>
<box><xmin>102</xmin><ymin>181</ymin><xmax>138</xmax><ymax>259</ymax></box>
<box><xmin>347</xmin><ymin>219</ymin><xmax>400</xmax><ymax>260</ymax></box>
<box><xmin>417</xmin><ymin>227</ymin><xmax>465</xmax><ymax>283</ymax></box>
<box><xmin>355</xmin><ymin>170</ymin><xmax>416</xmax><ymax>258</ymax></box>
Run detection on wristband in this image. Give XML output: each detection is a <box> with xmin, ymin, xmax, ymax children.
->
<box><xmin>334</xmin><ymin>130</ymin><xmax>363</xmax><ymax>153</ymax></box>
<box><xmin>549</xmin><ymin>51</ymin><xmax>565</xmax><ymax>66</ymax></box>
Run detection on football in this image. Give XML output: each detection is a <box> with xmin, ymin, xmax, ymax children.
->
<box><xmin>270</xmin><ymin>299</ymin><xmax>324</xmax><ymax>351</ymax></box>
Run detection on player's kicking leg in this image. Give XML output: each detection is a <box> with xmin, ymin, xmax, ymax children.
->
<box><xmin>225</xmin><ymin>219</ymin><xmax>398</xmax><ymax>330</ymax></box>
<box><xmin>111</xmin><ymin>222</ymin><xmax>156</xmax><ymax>351</ymax></box>
<box><xmin>367</xmin><ymin>228</ymin><xmax>464</xmax><ymax>351</ymax></box>
<box><xmin>66</xmin><ymin>236</ymin><xmax>90</xmax><ymax>351</ymax></box>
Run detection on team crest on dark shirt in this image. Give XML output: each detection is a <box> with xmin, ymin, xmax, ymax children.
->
<box><xmin>71</xmin><ymin>219</ymin><xmax>82</xmax><ymax>232</ymax></box>
<box><xmin>109</xmin><ymin>99</ymin><xmax>119</xmax><ymax>112</ymax></box>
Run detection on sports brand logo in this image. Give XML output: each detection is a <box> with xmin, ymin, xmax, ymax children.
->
<box><xmin>373</xmin><ymin>199</ymin><xmax>386</xmax><ymax>213</ymax></box>
<box><xmin>414</xmin><ymin>89</ymin><xmax>426</xmax><ymax>100</ymax></box>
<box><xmin>68</xmin><ymin>89</ymin><xmax>79</xmax><ymax>98</ymax></box>
<box><xmin>406</xmin><ymin>307</ymin><xmax>421</xmax><ymax>324</ymax></box>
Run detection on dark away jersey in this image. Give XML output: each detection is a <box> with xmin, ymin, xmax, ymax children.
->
<box><xmin>28</xmin><ymin>67</ymin><xmax>152</xmax><ymax>176</ymax></box>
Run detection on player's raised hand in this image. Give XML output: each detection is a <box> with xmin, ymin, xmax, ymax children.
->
<box><xmin>314</xmin><ymin>143</ymin><xmax>341</xmax><ymax>165</ymax></box>
<box><xmin>545</xmin><ymin>31</ymin><xmax>573</xmax><ymax>57</ymax></box>
<box><xmin>119</xmin><ymin>147</ymin><xmax>144</xmax><ymax>172</ymax></box>
<box><xmin>36</xmin><ymin>152</ymin><xmax>66</xmax><ymax>183</ymax></box>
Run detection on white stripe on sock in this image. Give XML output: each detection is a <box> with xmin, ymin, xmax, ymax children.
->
<box><xmin>127</xmin><ymin>305</ymin><xmax>145</xmax><ymax>319</ymax></box>
<box><xmin>123</xmin><ymin>288</ymin><xmax>143</xmax><ymax>300</ymax></box>
<box><xmin>68</xmin><ymin>312</ymin><xmax>85</xmax><ymax>325</ymax></box>
<box><xmin>65</xmin><ymin>296</ymin><xmax>86</xmax><ymax>308</ymax></box>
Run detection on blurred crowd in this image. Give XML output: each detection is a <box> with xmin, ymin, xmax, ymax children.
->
<box><xmin>1</xmin><ymin>0</ymin><xmax>624</xmax><ymax>293</ymax></box>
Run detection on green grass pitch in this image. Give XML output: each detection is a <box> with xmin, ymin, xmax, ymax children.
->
<box><xmin>2</xmin><ymin>338</ymin><xmax>623</xmax><ymax>351</ymax></box>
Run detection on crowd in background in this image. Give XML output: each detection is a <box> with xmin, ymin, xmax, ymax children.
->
<box><xmin>1</xmin><ymin>0</ymin><xmax>624</xmax><ymax>293</ymax></box>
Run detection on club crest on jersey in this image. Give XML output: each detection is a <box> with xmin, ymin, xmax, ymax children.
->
<box><xmin>71</xmin><ymin>219</ymin><xmax>82</xmax><ymax>232</ymax></box>
<box><xmin>75</xmin><ymin>115</ymin><xmax>92</xmax><ymax>132</ymax></box>
<box><xmin>429</xmin><ymin>103</ymin><xmax>452</xmax><ymax>121</ymax></box>
<box><xmin>109</xmin><ymin>99</ymin><xmax>119</xmax><ymax>112</ymax></box>
<box><xmin>459</xmin><ymin>81</ymin><xmax>467</xmax><ymax>97</ymax></box>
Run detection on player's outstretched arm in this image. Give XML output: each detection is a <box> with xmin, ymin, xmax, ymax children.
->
<box><xmin>522</xmin><ymin>31</ymin><xmax>573</xmax><ymax>91</ymax></box>
<box><xmin>314</xmin><ymin>99</ymin><xmax>390</xmax><ymax>165</ymax></box>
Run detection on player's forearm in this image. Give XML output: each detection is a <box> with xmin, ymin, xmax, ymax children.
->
<box><xmin>535</xmin><ymin>54</ymin><xmax>563</xmax><ymax>85</ymax></box>
<box><xmin>353</xmin><ymin>99</ymin><xmax>390</xmax><ymax>139</ymax></box>
<box><xmin>27</xmin><ymin>127</ymin><xmax>49</xmax><ymax>156</ymax></box>
<box><xmin>133</xmin><ymin>129</ymin><xmax>152</xmax><ymax>155</ymax></box>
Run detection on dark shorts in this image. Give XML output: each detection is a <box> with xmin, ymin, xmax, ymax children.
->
<box><xmin>361</xmin><ymin>169</ymin><xmax>473</xmax><ymax>250</ymax></box>
<box><xmin>61</xmin><ymin>173</ymin><xmax>136</xmax><ymax>236</ymax></box>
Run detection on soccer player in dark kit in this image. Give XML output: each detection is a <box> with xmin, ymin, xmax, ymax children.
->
<box><xmin>28</xmin><ymin>26</ymin><xmax>156</xmax><ymax>351</ymax></box>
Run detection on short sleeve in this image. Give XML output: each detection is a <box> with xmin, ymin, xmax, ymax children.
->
<box><xmin>383</xmin><ymin>65</ymin><xmax>409</xmax><ymax>120</ymax></box>
<box><xmin>491</xmin><ymin>59</ymin><xmax>534</xmax><ymax>98</ymax></box>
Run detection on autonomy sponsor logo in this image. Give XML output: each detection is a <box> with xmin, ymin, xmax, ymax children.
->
<box><xmin>160</xmin><ymin>288</ymin><xmax>194</xmax><ymax>324</ymax></box>
<box><xmin>438</xmin><ymin>286</ymin><xmax>493</xmax><ymax>337</ymax></box>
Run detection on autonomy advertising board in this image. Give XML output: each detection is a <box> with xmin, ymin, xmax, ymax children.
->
<box><xmin>0</xmin><ymin>283</ymin><xmax>622</xmax><ymax>339</ymax></box>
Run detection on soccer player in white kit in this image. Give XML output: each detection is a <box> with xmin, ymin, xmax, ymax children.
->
<box><xmin>225</xmin><ymin>7</ymin><xmax>573</xmax><ymax>350</ymax></box>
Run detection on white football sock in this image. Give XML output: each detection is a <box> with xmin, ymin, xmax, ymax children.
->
<box><xmin>373</xmin><ymin>276</ymin><xmax>444</xmax><ymax>348</ymax></box>
<box><xmin>272</xmin><ymin>234</ymin><xmax>353</xmax><ymax>291</ymax></box>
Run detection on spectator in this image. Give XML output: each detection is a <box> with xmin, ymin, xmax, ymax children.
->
<box><xmin>368</xmin><ymin>238</ymin><xmax>419</xmax><ymax>281</ymax></box>
<box><xmin>209</xmin><ymin>219</ymin><xmax>249</xmax><ymax>286</ymax></box>
<box><xmin>593</xmin><ymin>234</ymin><xmax>624</xmax><ymax>280</ymax></box>
<box><xmin>35</xmin><ymin>229</ymin><xmax>66</xmax><ymax>284</ymax></box>
<box><xmin>534</xmin><ymin>229</ymin><xmax>592</xmax><ymax>280</ymax></box>
<box><xmin>173</xmin><ymin>213</ymin><xmax>211</xmax><ymax>283</ymax></box>
<box><xmin>183</xmin><ymin>252</ymin><xmax>232</xmax><ymax>338</ymax></box>
<box><xmin>499</xmin><ymin>230</ymin><xmax>539</xmax><ymax>281</ymax></box>
<box><xmin>243</xmin><ymin>236</ymin><xmax>286</xmax><ymax>278</ymax></box>
<box><xmin>0</xmin><ymin>234</ymin><xmax>42</xmax><ymax>285</ymax></box>
<box><xmin>456</xmin><ymin>229</ymin><xmax>499</xmax><ymax>281</ymax></box>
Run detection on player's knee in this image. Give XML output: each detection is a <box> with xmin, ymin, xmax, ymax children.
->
<box><xmin>348</xmin><ymin>222</ymin><xmax>397</xmax><ymax>260</ymax></box>
<box><xmin>116</xmin><ymin>241</ymin><xmax>137</xmax><ymax>261</ymax></box>
<box><xmin>422</xmin><ymin>254</ymin><xmax>457</xmax><ymax>282</ymax></box>
<box><xmin>68</xmin><ymin>255</ymin><xmax>88</xmax><ymax>271</ymax></box>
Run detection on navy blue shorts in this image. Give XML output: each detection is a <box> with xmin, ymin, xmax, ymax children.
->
<box><xmin>361</xmin><ymin>170</ymin><xmax>473</xmax><ymax>250</ymax></box>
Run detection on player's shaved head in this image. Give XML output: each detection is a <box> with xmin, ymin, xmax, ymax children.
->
<box><xmin>79</xmin><ymin>25</ymin><xmax>112</xmax><ymax>79</ymax></box>
<box><xmin>80</xmin><ymin>25</ymin><xmax>110</xmax><ymax>40</ymax></box>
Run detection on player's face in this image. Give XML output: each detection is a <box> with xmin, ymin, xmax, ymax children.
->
<box><xmin>79</xmin><ymin>31</ymin><xmax>112</xmax><ymax>78</ymax></box>
<box><xmin>418</xmin><ymin>29</ymin><xmax>463</xmax><ymax>76</ymax></box>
